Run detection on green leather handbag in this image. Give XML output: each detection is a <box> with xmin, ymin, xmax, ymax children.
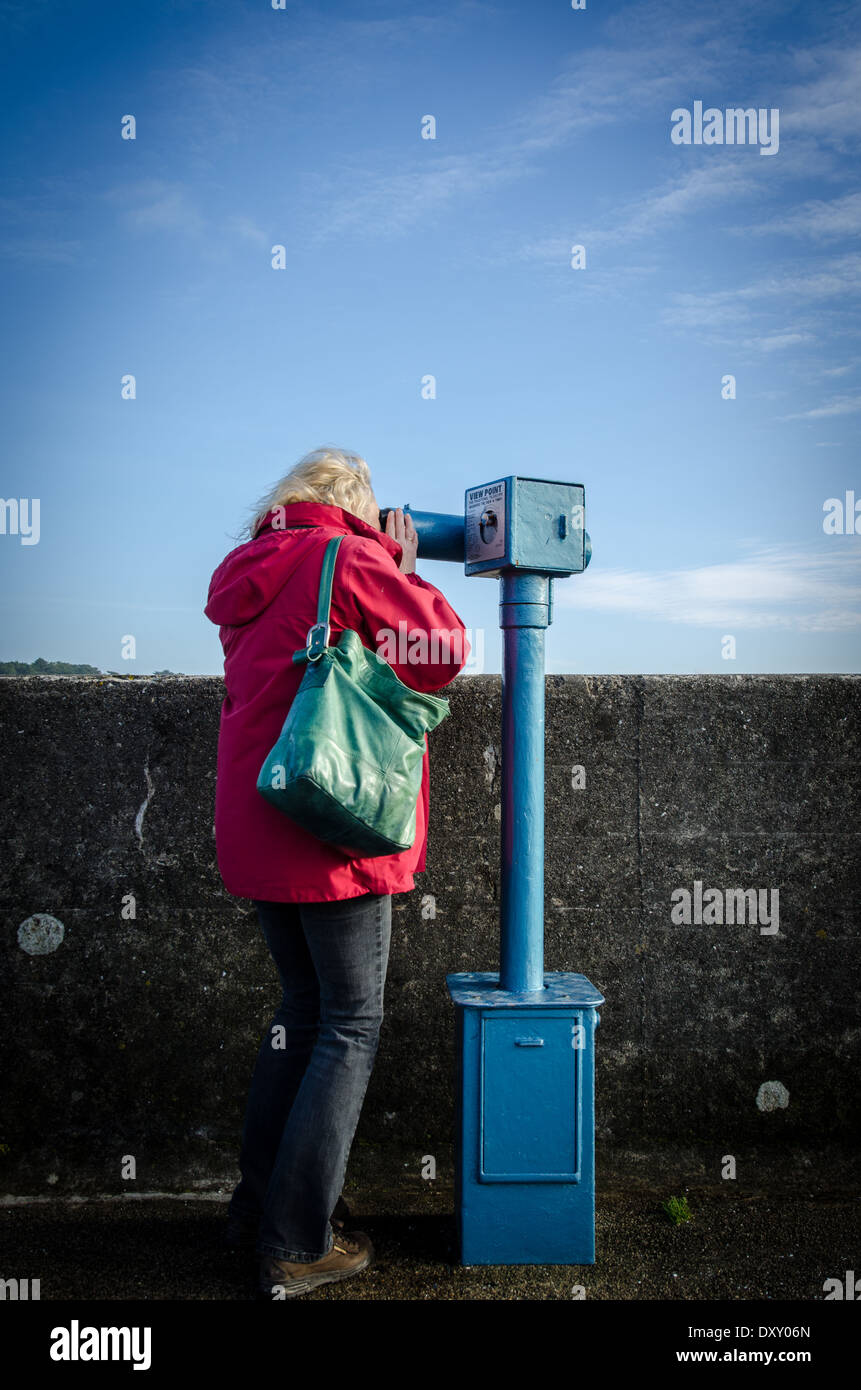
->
<box><xmin>257</xmin><ymin>534</ymin><xmax>451</xmax><ymax>857</ymax></box>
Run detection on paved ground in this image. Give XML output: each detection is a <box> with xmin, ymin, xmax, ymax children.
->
<box><xmin>2</xmin><ymin>1177</ymin><xmax>858</xmax><ymax>1301</ymax></box>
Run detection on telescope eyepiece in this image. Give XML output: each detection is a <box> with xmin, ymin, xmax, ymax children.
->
<box><xmin>378</xmin><ymin>505</ymin><xmax>411</xmax><ymax>531</ymax></box>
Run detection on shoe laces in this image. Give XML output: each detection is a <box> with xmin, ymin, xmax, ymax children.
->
<box><xmin>332</xmin><ymin>1229</ymin><xmax>363</xmax><ymax>1255</ymax></box>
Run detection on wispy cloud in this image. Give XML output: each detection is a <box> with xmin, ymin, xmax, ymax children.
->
<box><xmin>298</xmin><ymin>151</ymin><xmax>523</xmax><ymax>241</ymax></box>
<box><xmin>155</xmin><ymin>5</ymin><xmax>494</xmax><ymax>161</ymax></box>
<box><xmin>745</xmin><ymin>190</ymin><xmax>861</xmax><ymax>241</ymax></box>
<box><xmin>0</xmin><ymin>176</ymin><xmax>89</xmax><ymax>263</ymax></box>
<box><xmin>499</xmin><ymin>0</ymin><xmax>753</xmax><ymax>155</ymax></box>
<box><xmin>0</xmin><ymin>237</ymin><xmax>80</xmax><ymax>264</ymax></box>
<box><xmin>595</xmin><ymin>164</ymin><xmax>763</xmax><ymax>246</ymax></box>
<box><xmin>560</xmin><ymin>544</ymin><xmax>861</xmax><ymax>631</ymax></box>
<box><xmin>101</xmin><ymin>181</ymin><xmax>274</xmax><ymax>253</ymax></box>
<box><xmin>126</xmin><ymin>2</ymin><xmax>861</xmax><ymax>261</ymax></box>
<box><xmin>781</xmin><ymin>393</ymin><xmax>861</xmax><ymax>420</ymax></box>
<box><xmin>290</xmin><ymin>2</ymin><xmax>809</xmax><ymax>243</ymax></box>
<box><xmin>662</xmin><ymin>252</ymin><xmax>861</xmax><ymax>335</ymax></box>
<box><xmin>102</xmin><ymin>179</ymin><xmax>203</xmax><ymax>236</ymax></box>
<box><xmin>229</xmin><ymin>216</ymin><xmax>269</xmax><ymax>247</ymax></box>
<box><xmin>742</xmin><ymin>331</ymin><xmax>814</xmax><ymax>352</ymax></box>
<box><xmin>510</xmin><ymin>164</ymin><xmax>767</xmax><ymax>262</ymax></box>
<box><xmin>821</xmin><ymin>361</ymin><xmax>860</xmax><ymax>377</ymax></box>
<box><xmin>780</xmin><ymin>41</ymin><xmax>861</xmax><ymax>150</ymax></box>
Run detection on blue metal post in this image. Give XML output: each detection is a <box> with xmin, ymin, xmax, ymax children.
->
<box><xmin>499</xmin><ymin>572</ymin><xmax>550</xmax><ymax>993</ymax></box>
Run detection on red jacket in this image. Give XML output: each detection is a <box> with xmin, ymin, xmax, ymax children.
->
<box><xmin>204</xmin><ymin>501</ymin><xmax>470</xmax><ymax>902</ymax></box>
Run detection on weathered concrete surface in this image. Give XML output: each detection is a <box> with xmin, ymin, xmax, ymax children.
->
<box><xmin>2</xmin><ymin>1181</ymin><xmax>858</xmax><ymax>1300</ymax></box>
<box><xmin>0</xmin><ymin>675</ymin><xmax>859</xmax><ymax>1197</ymax></box>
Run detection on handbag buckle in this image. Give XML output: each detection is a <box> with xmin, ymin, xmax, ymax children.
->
<box><xmin>305</xmin><ymin>621</ymin><xmax>330</xmax><ymax>662</ymax></box>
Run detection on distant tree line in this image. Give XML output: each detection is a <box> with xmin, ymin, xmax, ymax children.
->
<box><xmin>0</xmin><ymin>658</ymin><xmax>183</xmax><ymax>676</ymax></box>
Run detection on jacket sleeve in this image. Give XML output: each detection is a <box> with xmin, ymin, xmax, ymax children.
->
<box><xmin>340</xmin><ymin>538</ymin><xmax>470</xmax><ymax>693</ymax></box>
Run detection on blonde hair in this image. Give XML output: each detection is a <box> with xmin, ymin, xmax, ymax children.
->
<box><xmin>239</xmin><ymin>446</ymin><xmax>376</xmax><ymax>540</ymax></box>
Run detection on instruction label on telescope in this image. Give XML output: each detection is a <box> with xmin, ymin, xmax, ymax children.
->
<box><xmin>466</xmin><ymin>480</ymin><xmax>506</xmax><ymax>564</ymax></box>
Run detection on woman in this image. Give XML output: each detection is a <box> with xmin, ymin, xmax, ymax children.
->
<box><xmin>204</xmin><ymin>446</ymin><xmax>469</xmax><ymax>1298</ymax></box>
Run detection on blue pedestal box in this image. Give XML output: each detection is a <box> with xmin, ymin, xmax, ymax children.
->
<box><xmin>447</xmin><ymin>971</ymin><xmax>604</xmax><ymax>1266</ymax></box>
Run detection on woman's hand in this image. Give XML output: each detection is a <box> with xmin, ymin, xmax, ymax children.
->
<box><xmin>386</xmin><ymin>506</ymin><xmax>418</xmax><ymax>574</ymax></box>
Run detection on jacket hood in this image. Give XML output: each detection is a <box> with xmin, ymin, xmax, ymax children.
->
<box><xmin>204</xmin><ymin>501</ymin><xmax>403</xmax><ymax>628</ymax></box>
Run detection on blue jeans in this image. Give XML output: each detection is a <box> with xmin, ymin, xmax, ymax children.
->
<box><xmin>228</xmin><ymin>892</ymin><xmax>392</xmax><ymax>1262</ymax></box>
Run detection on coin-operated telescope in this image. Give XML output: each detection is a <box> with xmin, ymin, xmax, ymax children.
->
<box><xmin>381</xmin><ymin>476</ymin><xmax>603</xmax><ymax>1266</ymax></box>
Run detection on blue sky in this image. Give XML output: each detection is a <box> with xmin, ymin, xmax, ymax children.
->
<box><xmin>1</xmin><ymin>0</ymin><xmax>859</xmax><ymax>675</ymax></box>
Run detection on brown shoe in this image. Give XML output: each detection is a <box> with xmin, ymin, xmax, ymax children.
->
<box><xmin>259</xmin><ymin>1228</ymin><xmax>374</xmax><ymax>1298</ymax></box>
<box><xmin>226</xmin><ymin>1195</ymin><xmax>351</xmax><ymax>1250</ymax></box>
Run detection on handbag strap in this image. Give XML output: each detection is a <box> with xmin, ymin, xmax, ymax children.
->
<box><xmin>292</xmin><ymin>535</ymin><xmax>344</xmax><ymax>665</ymax></box>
